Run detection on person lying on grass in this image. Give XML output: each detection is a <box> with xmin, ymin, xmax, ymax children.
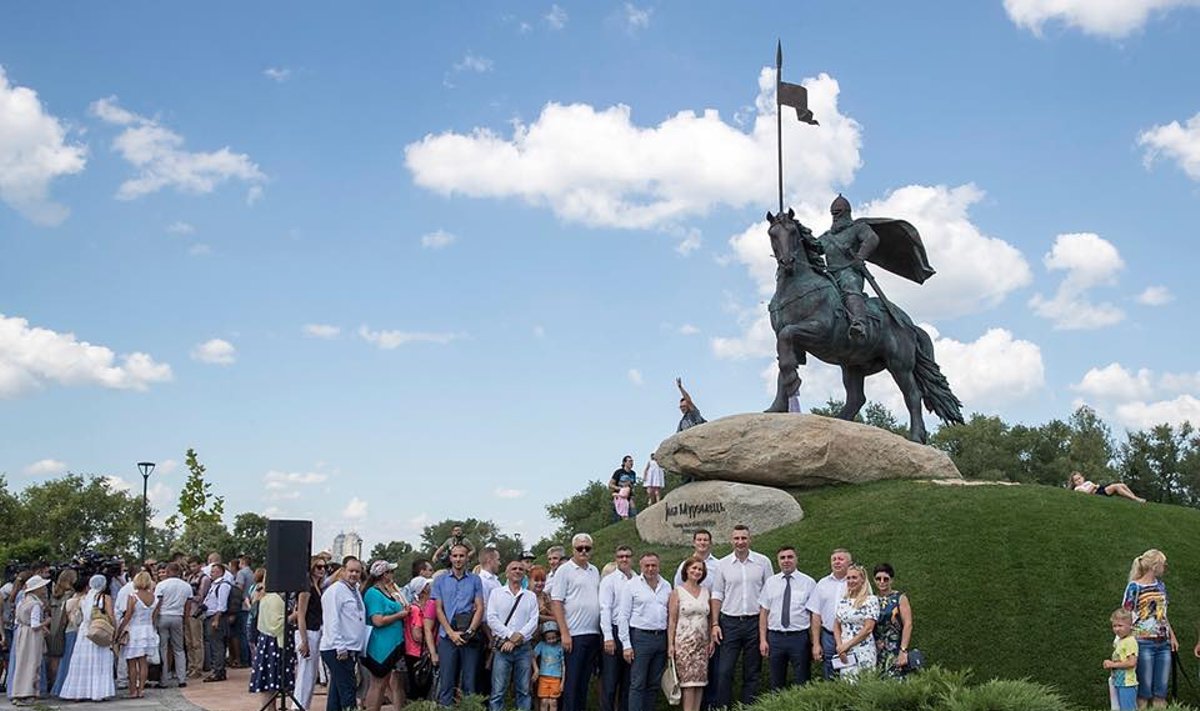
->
<box><xmin>1069</xmin><ymin>472</ymin><xmax>1146</xmax><ymax>503</ymax></box>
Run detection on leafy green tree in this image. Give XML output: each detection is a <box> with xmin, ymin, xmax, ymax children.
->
<box><xmin>1066</xmin><ymin>406</ymin><xmax>1118</xmax><ymax>479</ymax></box>
<box><xmin>930</xmin><ymin>413</ymin><xmax>1022</xmax><ymax>480</ymax></box>
<box><xmin>419</xmin><ymin>518</ymin><xmax>525</xmax><ymax>567</ymax></box>
<box><xmin>166</xmin><ymin>448</ymin><xmax>225</xmax><ymax>531</ymax></box>
<box><xmin>14</xmin><ymin>473</ymin><xmax>145</xmax><ymax>560</ymax></box>
<box><xmin>538</xmin><ymin>481</ymin><xmax>613</xmax><ymax>552</ymax></box>
<box><xmin>807</xmin><ymin>399</ymin><xmax>907</xmax><ymax>437</ymax></box>
<box><xmin>231</xmin><ymin>512</ymin><xmax>269</xmax><ymax>563</ymax></box>
<box><xmin>368</xmin><ymin>540</ymin><xmax>423</xmax><ymax>580</ymax></box>
<box><xmin>1118</xmin><ymin>422</ymin><xmax>1200</xmax><ymax>505</ymax></box>
<box><xmin>176</xmin><ymin>519</ymin><xmax>235</xmax><ymax>561</ymax></box>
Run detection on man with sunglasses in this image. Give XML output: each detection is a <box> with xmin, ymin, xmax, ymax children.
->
<box><xmin>551</xmin><ymin>534</ymin><xmax>602</xmax><ymax>711</ymax></box>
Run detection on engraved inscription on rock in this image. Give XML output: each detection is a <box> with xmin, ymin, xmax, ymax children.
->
<box><xmin>636</xmin><ymin>480</ymin><xmax>804</xmax><ymax>547</ymax></box>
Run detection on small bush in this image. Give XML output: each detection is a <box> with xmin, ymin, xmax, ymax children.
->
<box><xmin>942</xmin><ymin>678</ymin><xmax>1070</xmax><ymax>711</ymax></box>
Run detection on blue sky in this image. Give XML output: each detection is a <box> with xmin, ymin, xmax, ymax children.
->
<box><xmin>2</xmin><ymin>1</ymin><xmax>1199</xmax><ymax>552</ymax></box>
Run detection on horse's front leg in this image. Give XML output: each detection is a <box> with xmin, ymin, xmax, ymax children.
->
<box><xmin>766</xmin><ymin>325</ymin><xmax>803</xmax><ymax>412</ymax></box>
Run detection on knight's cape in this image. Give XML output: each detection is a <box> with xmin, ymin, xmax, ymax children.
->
<box><xmin>859</xmin><ymin>218</ymin><xmax>936</xmax><ymax>284</ymax></box>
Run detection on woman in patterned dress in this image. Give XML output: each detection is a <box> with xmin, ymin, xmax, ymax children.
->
<box><xmin>833</xmin><ymin>564</ymin><xmax>878</xmax><ymax>679</ymax></box>
<box><xmin>667</xmin><ymin>556</ymin><xmax>712</xmax><ymax>711</ymax></box>
<box><xmin>871</xmin><ymin>563</ymin><xmax>912</xmax><ymax>675</ymax></box>
<box><xmin>249</xmin><ymin>586</ymin><xmax>294</xmax><ymax>710</ymax></box>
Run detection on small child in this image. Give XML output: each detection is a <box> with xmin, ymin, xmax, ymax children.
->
<box><xmin>1104</xmin><ymin>608</ymin><xmax>1138</xmax><ymax>711</ymax></box>
<box><xmin>613</xmin><ymin>485</ymin><xmax>632</xmax><ymax>519</ymax></box>
<box><xmin>533</xmin><ymin>621</ymin><xmax>566</xmax><ymax>711</ymax></box>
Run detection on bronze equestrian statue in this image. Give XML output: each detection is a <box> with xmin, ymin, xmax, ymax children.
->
<box><xmin>764</xmin><ymin>196</ymin><xmax>964</xmax><ymax>443</ymax></box>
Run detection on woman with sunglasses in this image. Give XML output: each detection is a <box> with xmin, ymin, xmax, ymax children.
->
<box><xmin>871</xmin><ymin>564</ymin><xmax>912</xmax><ymax>675</ymax></box>
<box><xmin>294</xmin><ymin>556</ymin><xmax>326</xmax><ymax>711</ymax></box>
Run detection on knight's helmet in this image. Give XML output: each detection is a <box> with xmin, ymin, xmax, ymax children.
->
<box><xmin>830</xmin><ymin>194</ymin><xmax>851</xmax><ymax>216</ymax></box>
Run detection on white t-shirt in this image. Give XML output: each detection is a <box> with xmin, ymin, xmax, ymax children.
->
<box><xmin>805</xmin><ymin>573</ymin><xmax>848</xmax><ymax>632</ymax></box>
<box><xmin>550</xmin><ymin>559</ymin><xmax>601</xmax><ymax>636</ymax></box>
<box><xmin>155</xmin><ymin>577</ymin><xmax>194</xmax><ymax>617</ymax></box>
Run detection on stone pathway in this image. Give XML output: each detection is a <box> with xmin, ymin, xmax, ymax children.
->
<box><xmin>0</xmin><ymin>668</ymin><xmax>324</xmax><ymax>711</ymax></box>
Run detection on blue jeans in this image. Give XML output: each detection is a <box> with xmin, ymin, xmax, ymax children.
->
<box><xmin>628</xmin><ymin>629</ymin><xmax>667</xmax><ymax>711</ymax></box>
<box><xmin>820</xmin><ymin>628</ymin><xmax>837</xmax><ymax>681</ymax></box>
<box><xmin>490</xmin><ymin>643</ymin><xmax>532</xmax><ymax>711</ymax></box>
<box><xmin>321</xmin><ymin>650</ymin><xmax>358</xmax><ymax>711</ymax></box>
<box><xmin>767</xmin><ymin>629</ymin><xmax>811</xmax><ymax>689</ymax></box>
<box><xmin>1115</xmin><ymin>684</ymin><xmax>1137</xmax><ymax>710</ymax></box>
<box><xmin>235</xmin><ymin>611</ymin><xmax>251</xmax><ymax>665</ymax></box>
<box><xmin>600</xmin><ymin>627</ymin><xmax>630</xmax><ymax>711</ymax></box>
<box><xmin>437</xmin><ymin>635</ymin><xmax>482</xmax><ymax>706</ymax></box>
<box><xmin>1136</xmin><ymin>638</ymin><xmax>1171</xmax><ymax>700</ymax></box>
<box><xmin>563</xmin><ymin>633</ymin><xmax>601</xmax><ymax>711</ymax></box>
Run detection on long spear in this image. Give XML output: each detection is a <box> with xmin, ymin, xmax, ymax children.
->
<box><xmin>775</xmin><ymin>41</ymin><xmax>820</xmax><ymax>214</ymax></box>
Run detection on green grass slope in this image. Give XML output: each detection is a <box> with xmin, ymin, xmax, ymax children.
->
<box><xmin>585</xmin><ymin>480</ymin><xmax>1200</xmax><ymax>708</ymax></box>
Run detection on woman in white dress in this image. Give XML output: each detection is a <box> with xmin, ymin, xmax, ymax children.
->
<box><xmin>114</xmin><ymin>572</ymin><xmax>158</xmax><ymax>699</ymax></box>
<box><xmin>833</xmin><ymin>564</ymin><xmax>879</xmax><ymax>679</ymax></box>
<box><xmin>10</xmin><ymin>575</ymin><xmax>51</xmax><ymax>703</ymax></box>
<box><xmin>58</xmin><ymin>575</ymin><xmax>116</xmax><ymax>702</ymax></box>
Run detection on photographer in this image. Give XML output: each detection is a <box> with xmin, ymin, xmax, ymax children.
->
<box><xmin>432</xmin><ymin>544</ymin><xmax>485</xmax><ymax>706</ymax></box>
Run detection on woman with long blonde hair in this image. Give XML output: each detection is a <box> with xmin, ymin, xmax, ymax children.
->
<box><xmin>1124</xmin><ymin>549</ymin><xmax>1175</xmax><ymax>708</ymax></box>
<box><xmin>114</xmin><ymin>572</ymin><xmax>158</xmax><ymax>698</ymax></box>
<box><xmin>833</xmin><ymin>564</ymin><xmax>878</xmax><ymax>679</ymax></box>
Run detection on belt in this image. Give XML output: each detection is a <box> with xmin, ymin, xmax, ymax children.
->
<box><xmin>631</xmin><ymin>628</ymin><xmax>667</xmax><ymax>635</ymax></box>
<box><xmin>768</xmin><ymin>629</ymin><xmax>809</xmax><ymax>636</ymax></box>
<box><xmin>720</xmin><ymin>613</ymin><xmax>758</xmax><ymax>620</ymax></box>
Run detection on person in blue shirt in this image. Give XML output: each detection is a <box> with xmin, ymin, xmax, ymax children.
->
<box><xmin>534</xmin><ymin>622</ymin><xmax>566</xmax><ymax>711</ymax></box>
<box><xmin>431</xmin><ymin>545</ymin><xmax>484</xmax><ymax>707</ymax></box>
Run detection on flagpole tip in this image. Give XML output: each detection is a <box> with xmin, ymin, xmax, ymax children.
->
<box><xmin>776</xmin><ymin>40</ymin><xmax>782</xmax><ymax>68</ymax></box>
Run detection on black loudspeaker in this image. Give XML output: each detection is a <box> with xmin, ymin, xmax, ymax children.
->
<box><xmin>266</xmin><ymin>519</ymin><xmax>312</xmax><ymax>593</ymax></box>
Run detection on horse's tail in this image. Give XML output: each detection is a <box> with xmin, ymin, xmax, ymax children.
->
<box><xmin>911</xmin><ymin>325</ymin><xmax>964</xmax><ymax>425</ymax></box>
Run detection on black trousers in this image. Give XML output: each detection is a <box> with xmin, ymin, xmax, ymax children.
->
<box><xmin>715</xmin><ymin>615</ymin><xmax>761</xmax><ymax>708</ymax></box>
<box><xmin>767</xmin><ymin>629</ymin><xmax>811</xmax><ymax>689</ymax></box>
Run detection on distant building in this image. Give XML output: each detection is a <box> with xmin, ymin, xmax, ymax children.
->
<box><xmin>331</xmin><ymin>531</ymin><xmax>363</xmax><ymax>562</ymax></box>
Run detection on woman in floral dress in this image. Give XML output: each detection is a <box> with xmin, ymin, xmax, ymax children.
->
<box><xmin>668</xmin><ymin>557</ymin><xmax>711</xmax><ymax>711</ymax></box>
<box><xmin>834</xmin><ymin>564</ymin><xmax>879</xmax><ymax>679</ymax></box>
<box><xmin>871</xmin><ymin>563</ymin><xmax>912</xmax><ymax>675</ymax></box>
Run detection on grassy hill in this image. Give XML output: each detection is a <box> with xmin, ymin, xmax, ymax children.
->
<box><xmin>582</xmin><ymin>480</ymin><xmax>1200</xmax><ymax>709</ymax></box>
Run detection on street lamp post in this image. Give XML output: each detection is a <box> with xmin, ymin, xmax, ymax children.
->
<box><xmin>138</xmin><ymin>461</ymin><xmax>156</xmax><ymax>566</ymax></box>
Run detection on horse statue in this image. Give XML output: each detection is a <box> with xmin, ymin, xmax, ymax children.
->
<box><xmin>764</xmin><ymin>208</ymin><xmax>964</xmax><ymax>443</ymax></box>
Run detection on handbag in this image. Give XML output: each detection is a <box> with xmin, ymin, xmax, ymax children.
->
<box><xmin>86</xmin><ymin>597</ymin><xmax>115</xmax><ymax>647</ymax></box>
<box><xmin>661</xmin><ymin>658</ymin><xmax>681</xmax><ymax>706</ymax></box>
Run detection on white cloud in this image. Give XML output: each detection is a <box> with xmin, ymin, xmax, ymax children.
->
<box><xmin>678</xmin><ymin>324</ymin><xmax>700</xmax><ymax>335</ymax></box>
<box><xmin>0</xmin><ymin>313</ymin><xmax>172</xmax><ymax>397</ymax></box>
<box><xmin>1071</xmin><ymin>363</ymin><xmax>1200</xmax><ymax>428</ymax></box>
<box><xmin>452</xmin><ymin>53</ymin><xmax>494</xmax><ymax>74</ymax></box>
<box><xmin>146</xmin><ymin>481</ymin><xmax>173</xmax><ymax>507</ymax></box>
<box><xmin>674</xmin><ymin>228</ymin><xmax>701</xmax><ymax>255</ymax></box>
<box><xmin>104</xmin><ymin>475</ymin><xmax>132</xmax><ymax>492</ymax></box>
<box><xmin>0</xmin><ymin>66</ymin><xmax>87</xmax><ymax>225</ymax></box>
<box><xmin>342</xmin><ymin>497</ymin><xmax>368</xmax><ymax>520</ymax></box>
<box><xmin>246</xmin><ymin>184</ymin><xmax>264</xmax><ymax>205</ymax></box>
<box><xmin>1004</xmin><ymin>0</ymin><xmax>1200</xmax><ymax>37</ymax></box>
<box><xmin>494</xmin><ymin>487</ymin><xmax>526</xmax><ymax>499</ymax></box>
<box><xmin>1074</xmin><ymin>363</ymin><xmax>1156</xmax><ymax>401</ymax></box>
<box><xmin>1136</xmin><ymin>285</ymin><xmax>1174</xmax><ymax>306</ymax></box>
<box><xmin>89</xmin><ymin>96</ymin><xmax>266</xmax><ymax>200</ymax></box>
<box><xmin>264</xmin><ymin>470</ymin><xmax>329</xmax><ymax>490</ymax></box>
<box><xmin>627</xmin><ymin>368</ymin><xmax>644</xmax><ymax>386</ymax></box>
<box><xmin>1029</xmin><ymin>232</ymin><xmax>1125</xmax><ymax>330</ymax></box>
<box><xmin>1139</xmin><ymin>111</ymin><xmax>1200</xmax><ymax>181</ymax></box>
<box><xmin>358</xmin><ymin>325</ymin><xmax>464</xmax><ymax>349</ymax></box>
<box><xmin>157</xmin><ymin>459</ymin><xmax>179</xmax><ymax>475</ymax></box>
<box><xmin>263</xmin><ymin>67</ymin><xmax>291</xmax><ymax>82</ymax></box>
<box><xmin>303</xmin><ymin>323</ymin><xmax>341</xmax><ymax>339</ymax></box>
<box><xmin>190</xmin><ymin>338</ymin><xmax>236</xmax><ymax>365</ymax></box>
<box><xmin>421</xmin><ymin>229</ymin><xmax>457</xmax><ymax>249</ymax></box>
<box><xmin>624</xmin><ymin>3</ymin><xmax>652</xmax><ymax>31</ymax></box>
<box><xmin>545</xmin><ymin>4</ymin><xmax>568</xmax><ymax>29</ymax></box>
<box><xmin>406</xmin><ymin>68</ymin><xmax>862</xmax><ymax>231</ymax></box>
<box><xmin>166</xmin><ymin>220</ymin><xmax>195</xmax><ymax>235</ymax></box>
<box><xmin>23</xmin><ymin>458</ymin><xmax>66</xmax><ymax>476</ymax></box>
<box><xmin>187</xmin><ymin>243</ymin><xmax>211</xmax><ymax>257</ymax></box>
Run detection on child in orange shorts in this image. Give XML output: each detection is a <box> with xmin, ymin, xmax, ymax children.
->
<box><xmin>533</xmin><ymin>621</ymin><xmax>565</xmax><ymax>711</ymax></box>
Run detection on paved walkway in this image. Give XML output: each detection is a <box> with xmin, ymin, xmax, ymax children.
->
<box><xmin>0</xmin><ymin>668</ymin><xmax>325</xmax><ymax>711</ymax></box>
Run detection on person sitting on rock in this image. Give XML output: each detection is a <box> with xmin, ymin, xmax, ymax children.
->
<box><xmin>1069</xmin><ymin>472</ymin><xmax>1146</xmax><ymax>503</ymax></box>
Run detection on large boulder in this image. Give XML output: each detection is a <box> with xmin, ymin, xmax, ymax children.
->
<box><xmin>655</xmin><ymin>413</ymin><xmax>961</xmax><ymax>487</ymax></box>
<box><xmin>636</xmin><ymin>480</ymin><xmax>804</xmax><ymax>547</ymax></box>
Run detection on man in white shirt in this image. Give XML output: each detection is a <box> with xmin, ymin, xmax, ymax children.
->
<box><xmin>155</xmin><ymin>562</ymin><xmax>193</xmax><ymax>688</ymax></box>
<box><xmin>805</xmin><ymin>548</ymin><xmax>851</xmax><ymax>680</ymax></box>
<box><xmin>115</xmin><ymin>575</ymin><xmax>136</xmax><ymax>688</ymax></box>
<box><xmin>599</xmin><ymin>546</ymin><xmax>634</xmax><ymax>711</ymax></box>
<box><xmin>617</xmin><ymin>553</ymin><xmax>672</xmax><ymax>711</ymax></box>
<box><xmin>319</xmin><ymin>557</ymin><xmax>366</xmax><ymax>711</ymax></box>
<box><xmin>486</xmin><ymin>560</ymin><xmax>539</xmax><ymax>711</ymax></box>
<box><xmin>479</xmin><ymin>548</ymin><xmax>502</xmax><ymax>605</ymax></box>
<box><xmin>202</xmin><ymin>563</ymin><xmax>232</xmax><ymax>682</ymax></box>
<box><xmin>551</xmin><ymin>534</ymin><xmax>601</xmax><ymax>711</ymax></box>
<box><xmin>757</xmin><ymin>546</ymin><xmax>816</xmax><ymax>690</ymax></box>
<box><xmin>708</xmin><ymin>524</ymin><xmax>774</xmax><ymax>709</ymax></box>
<box><xmin>544</xmin><ymin>546</ymin><xmax>566</xmax><ymax>598</ymax></box>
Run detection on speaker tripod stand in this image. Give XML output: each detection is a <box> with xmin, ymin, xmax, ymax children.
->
<box><xmin>259</xmin><ymin>592</ymin><xmax>305</xmax><ymax>711</ymax></box>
